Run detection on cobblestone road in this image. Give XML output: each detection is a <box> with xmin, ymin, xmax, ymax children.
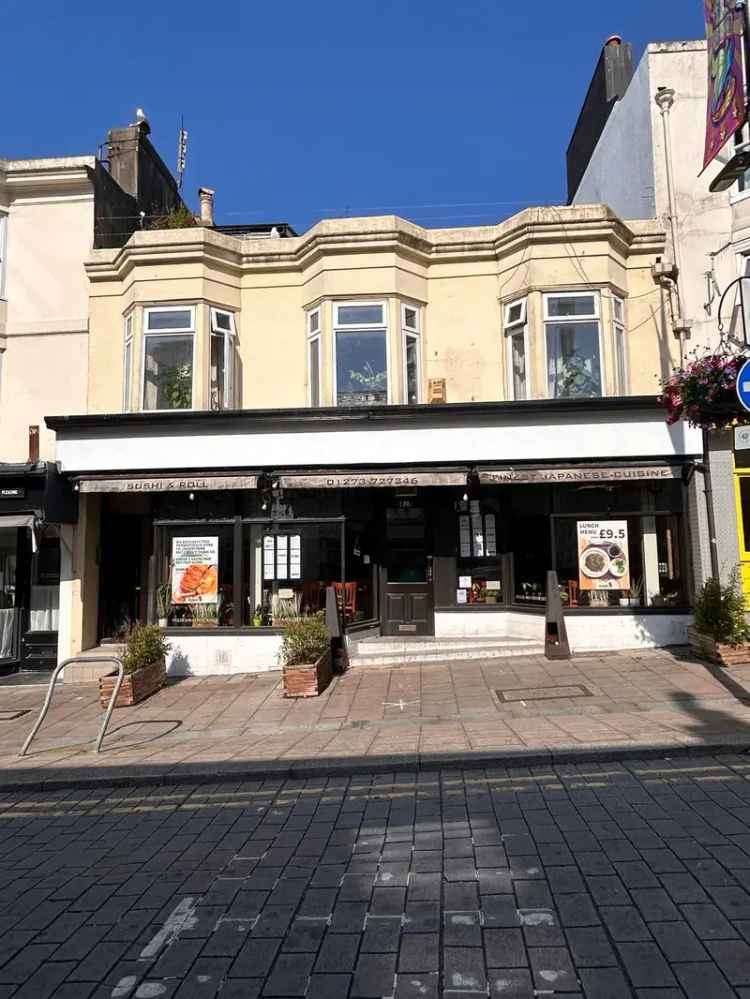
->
<box><xmin>1</xmin><ymin>756</ymin><xmax>750</xmax><ymax>998</ymax></box>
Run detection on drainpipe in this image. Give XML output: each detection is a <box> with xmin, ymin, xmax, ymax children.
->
<box><xmin>654</xmin><ymin>86</ymin><xmax>691</xmax><ymax>367</ymax></box>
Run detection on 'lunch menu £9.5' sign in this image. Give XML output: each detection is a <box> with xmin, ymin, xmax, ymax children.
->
<box><xmin>577</xmin><ymin>520</ymin><xmax>630</xmax><ymax>592</ymax></box>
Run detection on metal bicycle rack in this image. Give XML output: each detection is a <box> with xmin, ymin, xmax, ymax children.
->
<box><xmin>19</xmin><ymin>656</ymin><xmax>125</xmax><ymax>757</ymax></box>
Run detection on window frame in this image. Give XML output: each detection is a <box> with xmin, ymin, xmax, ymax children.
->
<box><xmin>612</xmin><ymin>295</ymin><xmax>628</xmax><ymax>395</ymax></box>
<box><xmin>0</xmin><ymin>213</ymin><xmax>6</xmax><ymax>301</ymax></box>
<box><xmin>401</xmin><ymin>302</ymin><xmax>422</xmax><ymax>405</ymax></box>
<box><xmin>123</xmin><ymin>313</ymin><xmax>134</xmax><ymax>411</ymax></box>
<box><xmin>332</xmin><ymin>299</ymin><xmax>390</xmax><ymax>407</ymax></box>
<box><xmin>141</xmin><ymin>304</ymin><xmax>197</xmax><ymax>412</ymax></box>
<box><xmin>209</xmin><ymin>307</ymin><xmax>238</xmax><ymax>411</ymax></box>
<box><xmin>542</xmin><ymin>290</ymin><xmax>604</xmax><ymax>400</ymax></box>
<box><xmin>307</xmin><ymin>307</ymin><xmax>322</xmax><ymax>408</ymax></box>
<box><xmin>503</xmin><ymin>297</ymin><xmax>529</xmax><ymax>401</ymax></box>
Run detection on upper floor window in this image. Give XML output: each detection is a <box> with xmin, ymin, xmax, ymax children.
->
<box><xmin>334</xmin><ymin>301</ymin><xmax>388</xmax><ymax>407</ymax></box>
<box><xmin>402</xmin><ymin>304</ymin><xmax>421</xmax><ymax>405</ymax></box>
<box><xmin>307</xmin><ymin>308</ymin><xmax>322</xmax><ymax>408</ymax></box>
<box><xmin>0</xmin><ymin>213</ymin><xmax>6</xmax><ymax>300</ymax></box>
<box><xmin>612</xmin><ymin>295</ymin><xmax>627</xmax><ymax>394</ymax></box>
<box><xmin>143</xmin><ymin>306</ymin><xmax>195</xmax><ymax>411</ymax></box>
<box><xmin>503</xmin><ymin>298</ymin><xmax>528</xmax><ymax>400</ymax></box>
<box><xmin>210</xmin><ymin>308</ymin><xmax>237</xmax><ymax>410</ymax></box>
<box><xmin>123</xmin><ymin>314</ymin><xmax>134</xmax><ymax>411</ymax></box>
<box><xmin>544</xmin><ymin>292</ymin><xmax>602</xmax><ymax>399</ymax></box>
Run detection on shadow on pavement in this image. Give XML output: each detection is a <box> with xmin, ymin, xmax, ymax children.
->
<box><xmin>101</xmin><ymin>719</ymin><xmax>184</xmax><ymax>753</ymax></box>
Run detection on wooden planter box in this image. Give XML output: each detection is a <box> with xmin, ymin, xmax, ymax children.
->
<box><xmin>688</xmin><ymin>626</ymin><xmax>750</xmax><ymax>667</ymax></box>
<box><xmin>99</xmin><ymin>658</ymin><xmax>166</xmax><ymax>708</ymax></box>
<box><xmin>282</xmin><ymin>649</ymin><xmax>332</xmax><ymax>698</ymax></box>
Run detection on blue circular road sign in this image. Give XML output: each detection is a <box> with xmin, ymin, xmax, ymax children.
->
<box><xmin>738</xmin><ymin>358</ymin><xmax>750</xmax><ymax>413</ymax></box>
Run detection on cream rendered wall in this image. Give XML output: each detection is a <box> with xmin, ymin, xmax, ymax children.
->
<box><xmin>83</xmin><ymin>210</ymin><xmax>667</xmax><ymax>416</ymax></box>
<box><xmin>0</xmin><ymin>171</ymin><xmax>93</xmax><ymax>460</ymax></box>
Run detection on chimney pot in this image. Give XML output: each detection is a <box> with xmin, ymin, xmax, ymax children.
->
<box><xmin>198</xmin><ymin>187</ymin><xmax>215</xmax><ymax>226</ymax></box>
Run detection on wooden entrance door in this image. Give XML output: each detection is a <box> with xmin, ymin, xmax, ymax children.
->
<box><xmin>382</xmin><ymin>506</ymin><xmax>434</xmax><ymax>636</ymax></box>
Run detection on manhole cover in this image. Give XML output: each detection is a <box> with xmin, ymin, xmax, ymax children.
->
<box><xmin>0</xmin><ymin>709</ymin><xmax>31</xmax><ymax>721</ymax></box>
<box><xmin>496</xmin><ymin>685</ymin><xmax>593</xmax><ymax>703</ymax></box>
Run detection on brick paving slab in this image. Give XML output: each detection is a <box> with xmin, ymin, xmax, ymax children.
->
<box><xmin>0</xmin><ymin>648</ymin><xmax>749</xmax><ymax>789</ymax></box>
<box><xmin>0</xmin><ymin>758</ymin><xmax>749</xmax><ymax>995</ymax></box>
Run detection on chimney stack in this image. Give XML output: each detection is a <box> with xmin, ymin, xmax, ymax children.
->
<box><xmin>198</xmin><ymin>187</ymin><xmax>215</xmax><ymax>226</ymax></box>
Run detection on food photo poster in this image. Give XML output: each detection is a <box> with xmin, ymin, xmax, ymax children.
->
<box><xmin>577</xmin><ymin>520</ymin><xmax>630</xmax><ymax>592</ymax></box>
<box><xmin>171</xmin><ymin>537</ymin><xmax>219</xmax><ymax>604</ymax></box>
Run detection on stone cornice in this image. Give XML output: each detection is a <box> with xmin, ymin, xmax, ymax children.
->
<box><xmin>85</xmin><ymin>205</ymin><xmax>666</xmax><ymax>282</ymax></box>
<box><xmin>0</xmin><ymin>156</ymin><xmax>96</xmax><ymax>197</ymax></box>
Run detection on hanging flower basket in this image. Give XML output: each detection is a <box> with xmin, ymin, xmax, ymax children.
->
<box><xmin>659</xmin><ymin>352</ymin><xmax>749</xmax><ymax>430</ymax></box>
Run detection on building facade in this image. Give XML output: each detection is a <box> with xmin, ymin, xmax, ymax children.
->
<box><xmin>570</xmin><ymin>36</ymin><xmax>749</xmax><ymax>596</ymax></box>
<box><xmin>0</xmin><ymin>118</ymin><xmax>181</xmax><ymax>674</ymax></box>
<box><xmin>44</xmin><ymin>205</ymin><xmax>709</xmax><ymax>675</ymax></box>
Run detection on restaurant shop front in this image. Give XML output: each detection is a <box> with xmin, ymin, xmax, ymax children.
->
<box><xmin>47</xmin><ymin>398</ymin><xmax>705</xmax><ymax>674</ymax></box>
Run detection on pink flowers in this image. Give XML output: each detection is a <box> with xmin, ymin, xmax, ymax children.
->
<box><xmin>658</xmin><ymin>352</ymin><xmax>747</xmax><ymax>429</ymax></box>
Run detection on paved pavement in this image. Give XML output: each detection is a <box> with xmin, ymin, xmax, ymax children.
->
<box><xmin>1</xmin><ymin>649</ymin><xmax>750</xmax><ymax>785</ymax></box>
<box><xmin>1</xmin><ymin>756</ymin><xmax>750</xmax><ymax>997</ymax></box>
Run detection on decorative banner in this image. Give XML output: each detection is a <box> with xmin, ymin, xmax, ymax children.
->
<box><xmin>577</xmin><ymin>520</ymin><xmax>630</xmax><ymax>592</ymax></box>
<box><xmin>171</xmin><ymin>537</ymin><xmax>218</xmax><ymax>604</ymax></box>
<box><xmin>703</xmin><ymin>0</ymin><xmax>746</xmax><ymax>171</ymax></box>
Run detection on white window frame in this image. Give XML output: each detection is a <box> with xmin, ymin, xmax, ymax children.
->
<box><xmin>307</xmin><ymin>307</ymin><xmax>322</xmax><ymax>407</ymax></box>
<box><xmin>731</xmin><ymin>125</ymin><xmax>750</xmax><ymax>202</ymax></box>
<box><xmin>123</xmin><ymin>313</ymin><xmax>134</xmax><ymax>411</ymax></box>
<box><xmin>401</xmin><ymin>302</ymin><xmax>422</xmax><ymax>405</ymax></box>
<box><xmin>503</xmin><ymin>297</ymin><xmax>529</xmax><ymax>400</ymax></box>
<box><xmin>142</xmin><ymin>305</ymin><xmax>197</xmax><ymax>412</ymax></box>
<box><xmin>0</xmin><ymin>213</ymin><xmax>6</xmax><ymax>301</ymax></box>
<box><xmin>332</xmin><ymin>300</ymin><xmax>390</xmax><ymax>406</ymax></box>
<box><xmin>543</xmin><ymin>291</ymin><xmax>604</xmax><ymax>399</ymax></box>
<box><xmin>612</xmin><ymin>295</ymin><xmax>628</xmax><ymax>395</ymax></box>
<box><xmin>209</xmin><ymin>307</ymin><xmax>238</xmax><ymax>410</ymax></box>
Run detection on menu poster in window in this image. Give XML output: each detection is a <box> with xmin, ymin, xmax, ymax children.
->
<box><xmin>289</xmin><ymin>535</ymin><xmax>302</xmax><ymax>580</ymax></box>
<box><xmin>471</xmin><ymin>515</ymin><xmax>484</xmax><ymax>557</ymax></box>
<box><xmin>577</xmin><ymin>520</ymin><xmax>630</xmax><ymax>592</ymax></box>
<box><xmin>171</xmin><ymin>537</ymin><xmax>219</xmax><ymax>604</ymax></box>
<box><xmin>456</xmin><ymin>588</ymin><xmax>468</xmax><ymax>604</ymax></box>
<box><xmin>485</xmin><ymin>514</ymin><xmax>497</xmax><ymax>557</ymax></box>
<box><xmin>276</xmin><ymin>535</ymin><xmax>289</xmax><ymax>579</ymax></box>
<box><xmin>459</xmin><ymin>515</ymin><xmax>471</xmax><ymax>557</ymax></box>
<box><xmin>263</xmin><ymin>536</ymin><xmax>275</xmax><ymax>580</ymax></box>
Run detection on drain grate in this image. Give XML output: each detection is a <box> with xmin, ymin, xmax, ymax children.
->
<box><xmin>0</xmin><ymin>709</ymin><xmax>31</xmax><ymax>721</ymax></box>
<box><xmin>496</xmin><ymin>685</ymin><xmax>593</xmax><ymax>703</ymax></box>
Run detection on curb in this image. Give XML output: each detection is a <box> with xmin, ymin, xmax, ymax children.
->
<box><xmin>2</xmin><ymin>739</ymin><xmax>749</xmax><ymax>792</ymax></box>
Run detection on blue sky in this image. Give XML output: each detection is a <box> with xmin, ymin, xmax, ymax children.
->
<box><xmin>2</xmin><ymin>1</ymin><xmax>705</xmax><ymax>232</ymax></box>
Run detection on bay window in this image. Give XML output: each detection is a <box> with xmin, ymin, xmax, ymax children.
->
<box><xmin>545</xmin><ymin>292</ymin><xmax>602</xmax><ymax>399</ymax></box>
<box><xmin>612</xmin><ymin>295</ymin><xmax>627</xmax><ymax>394</ymax></box>
<box><xmin>402</xmin><ymin>304</ymin><xmax>421</xmax><ymax>404</ymax></box>
<box><xmin>143</xmin><ymin>306</ymin><xmax>195</xmax><ymax>411</ymax></box>
<box><xmin>334</xmin><ymin>301</ymin><xmax>388</xmax><ymax>406</ymax></box>
<box><xmin>504</xmin><ymin>298</ymin><xmax>528</xmax><ymax>400</ymax></box>
<box><xmin>210</xmin><ymin>308</ymin><xmax>237</xmax><ymax>410</ymax></box>
<box><xmin>307</xmin><ymin>307</ymin><xmax>321</xmax><ymax>407</ymax></box>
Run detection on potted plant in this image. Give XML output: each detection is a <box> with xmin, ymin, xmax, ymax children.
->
<box><xmin>659</xmin><ymin>351</ymin><xmax>748</xmax><ymax>430</ymax></box>
<box><xmin>191</xmin><ymin>599</ymin><xmax>220</xmax><ymax>628</ymax></box>
<box><xmin>688</xmin><ymin>572</ymin><xmax>750</xmax><ymax>666</ymax></box>
<box><xmin>252</xmin><ymin>603</ymin><xmax>264</xmax><ymax>627</ymax></box>
<box><xmin>156</xmin><ymin>583</ymin><xmax>171</xmax><ymax>628</ymax></box>
<box><xmin>628</xmin><ymin>577</ymin><xmax>644</xmax><ymax>608</ymax></box>
<box><xmin>272</xmin><ymin>591</ymin><xmax>301</xmax><ymax>627</ymax></box>
<box><xmin>280</xmin><ymin>613</ymin><xmax>332</xmax><ymax>697</ymax></box>
<box><xmin>99</xmin><ymin>623</ymin><xmax>170</xmax><ymax>707</ymax></box>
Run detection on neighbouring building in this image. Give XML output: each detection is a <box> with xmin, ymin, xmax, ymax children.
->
<box><xmin>0</xmin><ymin>115</ymin><xmax>182</xmax><ymax>674</ymax></box>
<box><xmin>569</xmin><ymin>36</ymin><xmax>750</xmax><ymax>599</ymax></box>
<box><xmin>45</xmin><ymin>203</ymin><xmax>707</xmax><ymax>677</ymax></box>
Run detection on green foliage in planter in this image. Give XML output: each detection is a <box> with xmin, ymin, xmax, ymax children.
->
<box><xmin>122</xmin><ymin>623</ymin><xmax>171</xmax><ymax>675</ymax></box>
<box><xmin>694</xmin><ymin>572</ymin><xmax>750</xmax><ymax>645</ymax></box>
<box><xmin>156</xmin><ymin>583</ymin><xmax>172</xmax><ymax>619</ymax></box>
<box><xmin>280</xmin><ymin>613</ymin><xmax>330</xmax><ymax>667</ymax></box>
<box><xmin>148</xmin><ymin>205</ymin><xmax>196</xmax><ymax>230</ymax></box>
